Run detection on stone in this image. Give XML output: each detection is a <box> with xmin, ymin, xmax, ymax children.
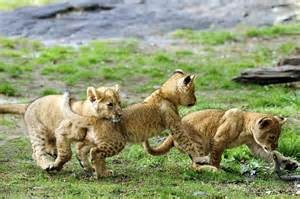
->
<box><xmin>0</xmin><ymin>0</ymin><xmax>299</xmax><ymax>42</ymax></box>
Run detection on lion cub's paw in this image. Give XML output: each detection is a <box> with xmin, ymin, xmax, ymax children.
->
<box><xmin>45</xmin><ymin>162</ymin><xmax>62</xmax><ymax>172</ymax></box>
<box><xmin>273</xmin><ymin>151</ymin><xmax>299</xmax><ymax>171</ymax></box>
<box><xmin>193</xmin><ymin>156</ymin><xmax>210</xmax><ymax>165</ymax></box>
<box><xmin>37</xmin><ymin>156</ymin><xmax>56</xmax><ymax>171</ymax></box>
<box><xmin>192</xmin><ymin>163</ymin><xmax>218</xmax><ymax>173</ymax></box>
<box><xmin>95</xmin><ymin>169</ymin><xmax>114</xmax><ymax>179</ymax></box>
<box><xmin>284</xmin><ymin>161</ymin><xmax>298</xmax><ymax>171</ymax></box>
<box><xmin>82</xmin><ymin>170</ymin><xmax>94</xmax><ymax>179</ymax></box>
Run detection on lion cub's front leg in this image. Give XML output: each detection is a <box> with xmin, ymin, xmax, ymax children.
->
<box><xmin>76</xmin><ymin>141</ymin><xmax>93</xmax><ymax>173</ymax></box>
<box><xmin>90</xmin><ymin>147</ymin><xmax>113</xmax><ymax>178</ymax></box>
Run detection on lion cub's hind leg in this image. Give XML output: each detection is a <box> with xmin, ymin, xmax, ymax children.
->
<box><xmin>45</xmin><ymin>138</ymin><xmax>57</xmax><ymax>158</ymax></box>
<box><xmin>47</xmin><ymin>120</ymin><xmax>87</xmax><ymax>171</ymax></box>
<box><xmin>46</xmin><ymin>120</ymin><xmax>73</xmax><ymax>171</ymax></box>
<box><xmin>28</xmin><ymin>126</ymin><xmax>55</xmax><ymax>170</ymax></box>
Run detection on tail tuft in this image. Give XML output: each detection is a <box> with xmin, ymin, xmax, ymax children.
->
<box><xmin>61</xmin><ymin>92</ymin><xmax>96</xmax><ymax>127</ymax></box>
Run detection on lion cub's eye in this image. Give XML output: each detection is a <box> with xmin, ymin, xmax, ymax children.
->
<box><xmin>107</xmin><ymin>102</ymin><xmax>113</xmax><ymax>107</ymax></box>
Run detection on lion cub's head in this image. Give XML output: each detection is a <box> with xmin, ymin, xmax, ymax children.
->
<box><xmin>86</xmin><ymin>85</ymin><xmax>122</xmax><ymax>123</ymax></box>
<box><xmin>160</xmin><ymin>69</ymin><xmax>197</xmax><ymax>107</ymax></box>
<box><xmin>252</xmin><ymin>116</ymin><xmax>287</xmax><ymax>152</ymax></box>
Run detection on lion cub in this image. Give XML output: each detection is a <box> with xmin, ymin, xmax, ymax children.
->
<box><xmin>60</xmin><ymin>70</ymin><xmax>207</xmax><ymax>178</ymax></box>
<box><xmin>0</xmin><ymin>85</ymin><xmax>122</xmax><ymax>171</ymax></box>
<box><xmin>144</xmin><ymin>109</ymin><xmax>298</xmax><ymax>171</ymax></box>
<box><xmin>46</xmin><ymin>90</ymin><xmax>124</xmax><ymax>174</ymax></box>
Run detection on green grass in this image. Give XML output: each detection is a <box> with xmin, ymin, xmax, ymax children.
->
<box><xmin>0</xmin><ymin>115</ymin><xmax>16</xmax><ymax>128</ymax></box>
<box><xmin>173</xmin><ymin>29</ymin><xmax>236</xmax><ymax>45</ymax></box>
<box><xmin>246</xmin><ymin>24</ymin><xmax>300</xmax><ymax>38</ymax></box>
<box><xmin>0</xmin><ymin>82</ymin><xmax>17</xmax><ymax>96</ymax></box>
<box><xmin>0</xmin><ymin>23</ymin><xmax>300</xmax><ymax>197</ymax></box>
<box><xmin>173</xmin><ymin>24</ymin><xmax>300</xmax><ymax>45</ymax></box>
<box><xmin>0</xmin><ymin>137</ymin><xmax>298</xmax><ymax>198</ymax></box>
<box><xmin>0</xmin><ymin>0</ymin><xmax>58</xmax><ymax>10</ymax></box>
<box><xmin>40</xmin><ymin>88</ymin><xmax>60</xmax><ymax>96</ymax></box>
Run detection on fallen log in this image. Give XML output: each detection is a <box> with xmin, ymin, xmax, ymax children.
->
<box><xmin>277</xmin><ymin>57</ymin><xmax>300</xmax><ymax>66</ymax></box>
<box><xmin>232</xmin><ymin>65</ymin><xmax>300</xmax><ymax>85</ymax></box>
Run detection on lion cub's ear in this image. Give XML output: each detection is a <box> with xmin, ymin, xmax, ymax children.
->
<box><xmin>112</xmin><ymin>84</ymin><xmax>120</xmax><ymax>93</ymax></box>
<box><xmin>181</xmin><ymin>75</ymin><xmax>196</xmax><ymax>86</ymax></box>
<box><xmin>174</xmin><ymin>69</ymin><xmax>185</xmax><ymax>75</ymax></box>
<box><xmin>87</xmin><ymin>87</ymin><xmax>97</xmax><ymax>102</ymax></box>
<box><xmin>274</xmin><ymin>116</ymin><xmax>287</xmax><ymax>125</ymax></box>
<box><xmin>257</xmin><ymin>117</ymin><xmax>273</xmax><ymax>129</ymax></box>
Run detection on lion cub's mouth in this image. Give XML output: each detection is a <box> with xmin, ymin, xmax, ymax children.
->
<box><xmin>111</xmin><ymin>117</ymin><xmax>121</xmax><ymax>123</ymax></box>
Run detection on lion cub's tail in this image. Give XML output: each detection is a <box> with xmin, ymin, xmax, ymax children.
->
<box><xmin>61</xmin><ymin>92</ymin><xmax>96</xmax><ymax>127</ymax></box>
<box><xmin>0</xmin><ymin>103</ymin><xmax>28</xmax><ymax>114</ymax></box>
<box><xmin>143</xmin><ymin>135</ymin><xmax>175</xmax><ymax>156</ymax></box>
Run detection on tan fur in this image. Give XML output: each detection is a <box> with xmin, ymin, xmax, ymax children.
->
<box><xmin>144</xmin><ymin>109</ymin><xmax>296</xmax><ymax>171</ymax></box>
<box><xmin>61</xmin><ymin>70</ymin><xmax>206</xmax><ymax>177</ymax></box>
<box><xmin>0</xmin><ymin>86</ymin><xmax>122</xmax><ymax>171</ymax></box>
<box><xmin>0</xmin><ymin>103</ymin><xmax>28</xmax><ymax>114</ymax></box>
<box><xmin>46</xmin><ymin>91</ymin><xmax>125</xmax><ymax>178</ymax></box>
<box><xmin>53</xmin><ymin>116</ymin><xmax>126</xmax><ymax>177</ymax></box>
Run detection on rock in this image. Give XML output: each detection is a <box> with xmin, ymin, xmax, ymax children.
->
<box><xmin>193</xmin><ymin>191</ymin><xmax>207</xmax><ymax>196</ymax></box>
<box><xmin>0</xmin><ymin>0</ymin><xmax>299</xmax><ymax>42</ymax></box>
